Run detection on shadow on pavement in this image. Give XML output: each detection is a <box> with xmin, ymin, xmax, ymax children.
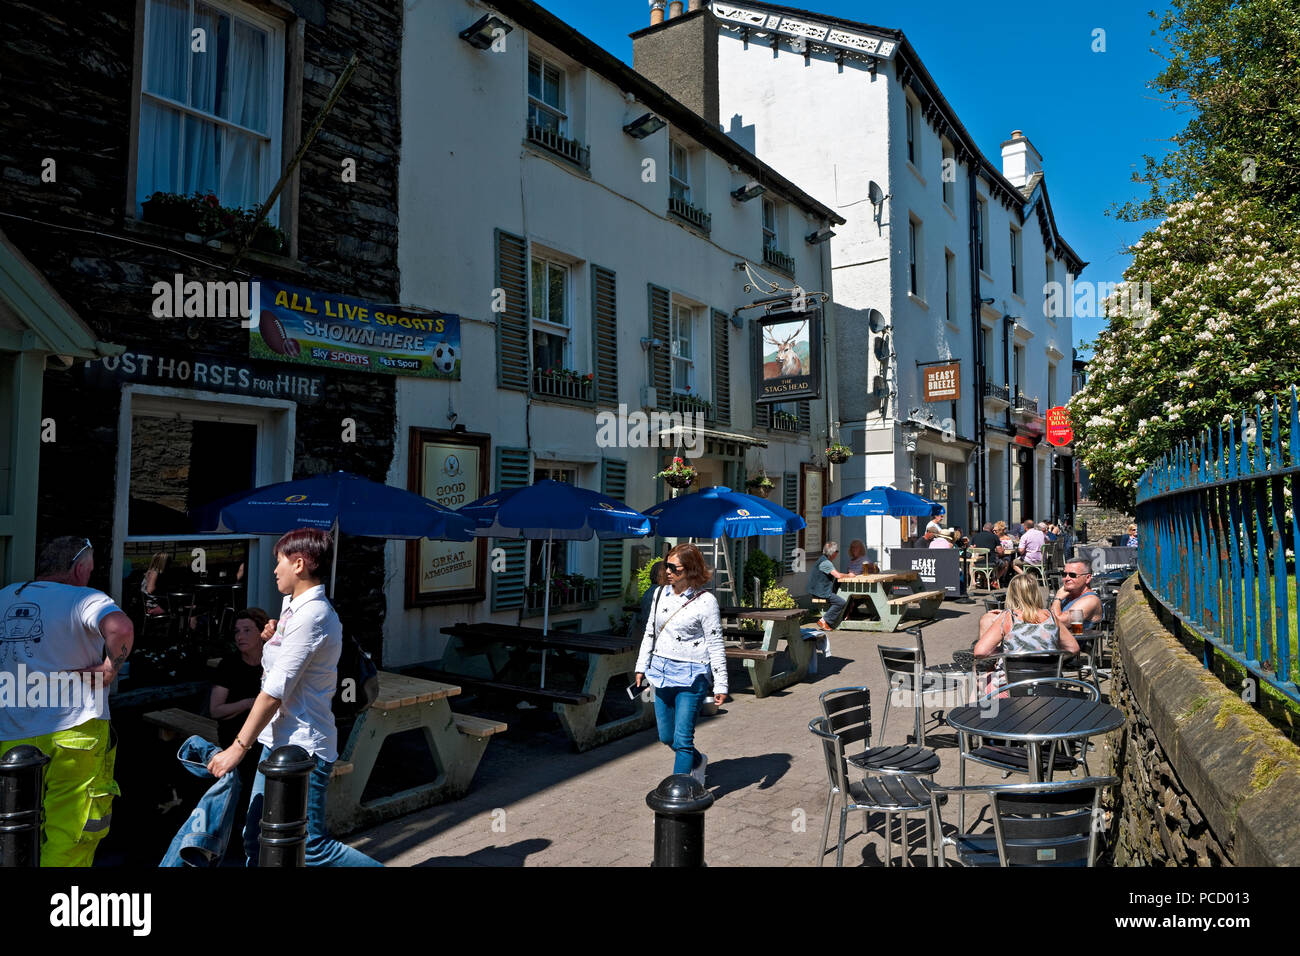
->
<box><xmin>704</xmin><ymin>752</ymin><xmax>792</xmax><ymax>799</ymax></box>
<box><xmin>415</xmin><ymin>838</ymin><xmax>551</xmax><ymax>867</ymax></box>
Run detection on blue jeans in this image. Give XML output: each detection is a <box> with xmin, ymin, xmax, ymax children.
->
<box><xmin>161</xmin><ymin>736</ymin><xmax>242</xmax><ymax>867</ymax></box>
<box><xmin>820</xmin><ymin>592</ymin><xmax>848</xmax><ymax>628</ymax></box>
<box><xmin>652</xmin><ymin>673</ymin><xmax>710</xmax><ymax>775</ymax></box>
<box><xmin>242</xmin><ymin>747</ymin><xmax>382</xmax><ymax>867</ymax></box>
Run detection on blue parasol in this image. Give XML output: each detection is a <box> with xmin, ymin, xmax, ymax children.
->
<box><xmin>821</xmin><ymin>486</ymin><xmax>944</xmax><ymax>567</ymax></box>
<box><xmin>643</xmin><ymin>486</ymin><xmax>805</xmax><ymax>538</ymax></box>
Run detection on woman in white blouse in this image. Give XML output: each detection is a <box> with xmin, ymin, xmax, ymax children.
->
<box><xmin>634</xmin><ymin>544</ymin><xmax>727</xmax><ymax>786</ymax></box>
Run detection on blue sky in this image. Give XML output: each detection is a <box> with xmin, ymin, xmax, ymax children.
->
<box><xmin>535</xmin><ymin>0</ymin><xmax>1187</xmax><ymax>353</ymax></box>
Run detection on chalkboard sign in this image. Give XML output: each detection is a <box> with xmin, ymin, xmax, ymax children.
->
<box><xmin>889</xmin><ymin>548</ymin><xmax>961</xmax><ymax>598</ymax></box>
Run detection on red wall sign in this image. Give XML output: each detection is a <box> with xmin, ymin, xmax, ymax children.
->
<box><xmin>1046</xmin><ymin>406</ymin><xmax>1073</xmax><ymax>446</ymax></box>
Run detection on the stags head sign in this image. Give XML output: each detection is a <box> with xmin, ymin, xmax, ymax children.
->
<box><xmin>754</xmin><ymin>309</ymin><xmax>822</xmax><ymax>404</ymax></box>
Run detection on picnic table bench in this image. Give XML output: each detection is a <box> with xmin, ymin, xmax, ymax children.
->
<box><xmin>717</xmin><ymin>606</ymin><xmax>815</xmax><ymax>697</ymax></box>
<box><xmin>142</xmin><ymin>707</ymin><xmax>355</xmax><ymax>780</ymax></box>
<box><xmin>830</xmin><ymin>571</ymin><xmax>944</xmax><ymax>632</ymax></box>
<box><xmin>327</xmin><ymin>670</ymin><xmax>506</xmax><ymax>834</ymax></box>
<box><xmin>435</xmin><ymin>621</ymin><xmax>654</xmax><ymax>752</ymax></box>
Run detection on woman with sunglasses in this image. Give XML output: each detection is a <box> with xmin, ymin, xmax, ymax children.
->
<box><xmin>633</xmin><ymin>543</ymin><xmax>727</xmax><ymax>786</ymax></box>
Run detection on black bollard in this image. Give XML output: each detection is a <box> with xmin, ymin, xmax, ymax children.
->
<box><xmin>0</xmin><ymin>746</ymin><xmax>50</xmax><ymax>867</ymax></box>
<box><xmin>646</xmin><ymin>773</ymin><xmax>714</xmax><ymax>867</ymax></box>
<box><xmin>258</xmin><ymin>745</ymin><xmax>315</xmax><ymax>867</ymax></box>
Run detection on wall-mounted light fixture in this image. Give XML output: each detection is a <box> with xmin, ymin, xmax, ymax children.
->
<box><xmin>623</xmin><ymin>112</ymin><xmax>666</xmax><ymax>139</ymax></box>
<box><xmin>731</xmin><ymin>181</ymin><xmax>766</xmax><ymax>202</ymax></box>
<box><xmin>805</xmin><ymin>226</ymin><xmax>836</xmax><ymax>245</ymax></box>
<box><xmin>459</xmin><ymin>14</ymin><xmax>512</xmax><ymax>50</ymax></box>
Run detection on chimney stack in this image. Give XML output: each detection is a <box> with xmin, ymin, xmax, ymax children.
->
<box><xmin>650</xmin><ymin>0</ymin><xmax>665</xmax><ymax>25</ymax></box>
<box><xmin>689</xmin><ymin>0</ymin><xmax>703</xmax><ymax>9</ymax></box>
<box><xmin>669</xmin><ymin>1</ymin><xmax>684</xmax><ymax>17</ymax></box>
<box><xmin>999</xmin><ymin>129</ymin><xmax>1043</xmax><ymax>189</ymax></box>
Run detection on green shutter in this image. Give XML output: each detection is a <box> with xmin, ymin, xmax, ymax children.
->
<box><xmin>592</xmin><ymin>265</ymin><xmax>618</xmax><ymax>406</ymax></box>
<box><xmin>798</xmin><ymin>400</ymin><xmax>811</xmax><ymax>432</ymax></box>
<box><xmin>712</xmin><ymin>308</ymin><xmax>731</xmax><ymax>426</ymax></box>
<box><xmin>648</xmin><ymin>283</ymin><xmax>671</xmax><ymax>409</ymax></box>
<box><xmin>491</xmin><ymin>446</ymin><xmax>531</xmax><ymax>611</ymax></box>
<box><xmin>599</xmin><ymin>458</ymin><xmax>628</xmax><ymax>599</ymax></box>
<box><xmin>751</xmin><ymin>321</ymin><xmax>770</xmax><ymax>428</ymax></box>
<box><xmin>495</xmin><ymin>228</ymin><xmax>530</xmax><ymax>391</ymax></box>
<box><xmin>781</xmin><ymin>471</ymin><xmax>799</xmax><ymax>578</ymax></box>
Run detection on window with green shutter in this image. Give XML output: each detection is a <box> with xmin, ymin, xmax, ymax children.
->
<box><xmin>599</xmin><ymin>458</ymin><xmax>628</xmax><ymax>598</ymax></box>
<box><xmin>798</xmin><ymin>400</ymin><xmax>810</xmax><ymax>432</ymax></box>
<box><xmin>751</xmin><ymin>321</ymin><xmax>770</xmax><ymax>428</ymax></box>
<box><xmin>495</xmin><ymin>228</ymin><xmax>530</xmax><ymax>391</ymax></box>
<box><xmin>780</xmin><ymin>471</ymin><xmax>799</xmax><ymax>577</ymax></box>
<box><xmin>648</xmin><ymin>283</ymin><xmax>671</xmax><ymax>408</ymax></box>
<box><xmin>592</xmin><ymin>265</ymin><xmax>618</xmax><ymax>406</ymax></box>
<box><xmin>491</xmin><ymin>446</ymin><xmax>531</xmax><ymax>611</ymax></box>
<box><xmin>712</xmin><ymin>308</ymin><xmax>731</xmax><ymax>426</ymax></box>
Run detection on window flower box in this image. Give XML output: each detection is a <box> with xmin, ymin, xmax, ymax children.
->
<box><xmin>533</xmin><ymin>367</ymin><xmax>594</xmax><ymax>402</ymax></box>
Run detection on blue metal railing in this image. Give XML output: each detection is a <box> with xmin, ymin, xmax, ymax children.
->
<box><xmin>1135</xmin><ymin>386</ymin><xmax>1300</xmax><ymax>704</ymax></box>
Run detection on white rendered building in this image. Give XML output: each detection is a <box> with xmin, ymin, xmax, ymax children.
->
<box><xmin>385</xmin><ymin>0</ymin><xmax>844</xmax><ymax>665</ymax></box>
<box><xmin>633</xmin><ymin>0</ymin><xmax>1086</xmax><ymax>560</ymax></box>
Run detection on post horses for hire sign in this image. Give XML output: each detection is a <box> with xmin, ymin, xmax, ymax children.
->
<box><xmin>251</xmin><ymin>279</ymin><xmax>461</xmax><ymax>379</ymax></box>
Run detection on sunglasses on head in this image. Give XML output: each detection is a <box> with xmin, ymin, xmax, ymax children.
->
<box><xmin>70</xmin><ymin>538</ymin><xmax>92</xmax><ymax>569</ymax></box>
<box><xmin>664</xmin><ymin>562</ymin><xmax>683</xmax><ymax>573</ymax></box>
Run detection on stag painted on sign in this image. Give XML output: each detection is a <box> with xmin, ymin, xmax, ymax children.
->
<box><xmin>755</xmin><ymin>309</ymin><xmax>822</xmax><ymax>404</ymax></box>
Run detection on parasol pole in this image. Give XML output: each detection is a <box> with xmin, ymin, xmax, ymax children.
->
<box><xmin>330</xmin><ymin>516</ymin><xmax>340</xmax><ymax>598</ymax></box>
<box><xmin>540</xmin><ymin>534</ymin><xmax>552</xmax><ymax>688</ymax></box>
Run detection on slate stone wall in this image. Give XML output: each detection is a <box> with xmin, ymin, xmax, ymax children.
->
<box><xmin>1106</xmin><ymin>576</ymin><xmax>1300</xmax><ymax>866</ymax></box>
<box><xmin>0</xmin><ymin>0</ymin><xmax>404</xmax><ymax>659</ymax></box>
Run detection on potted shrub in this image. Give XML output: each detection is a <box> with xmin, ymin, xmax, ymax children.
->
<box><xmin>655</xmin><ymin>456</ymin><xmax>697</xmax><ymax>490</ymax></box>
<box><xmin>826</xmin><ymin>442</ymin><xmax>853</xmax><ymax>464</ymax></box>
<box><xmin>140</xmin><ymin>191</ymin><xmax>194</xmax><ymax>230</ymax></box>
<box><xmin>745</xmin><ymin>473</ymin><xmax>775</xmax><ymax>497</ymax></box>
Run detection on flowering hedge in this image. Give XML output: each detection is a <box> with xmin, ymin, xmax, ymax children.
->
<box><xmin>1070</xmin><ymin>191</ymin><xmax>1300</xmax><ymax>511</ymax></box>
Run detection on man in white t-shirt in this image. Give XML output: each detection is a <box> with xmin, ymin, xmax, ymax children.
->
<box><xmin>0</xmin><ymin>537</ymin><xmax>134</xmax><ymax>866</ymax></box>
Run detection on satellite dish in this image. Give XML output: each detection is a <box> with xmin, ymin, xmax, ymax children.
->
<box><xmin>867</xmin><ymin>308</ymin><xmax>887</xmax><ymax>333</ymax></box>
<box><xmin>873</xmin><ymin>336</ymin><xmax>888</xmax><ymax>360</ymax></box>
<box><xmin>871</xmin><ymin>375</ymin><xmax>885</xmax><ymax>397</ymax></box>
<box><xmin>868</xmin><ymin>181</ymin><xmax>885</xmax><ymax>206</ymax></box>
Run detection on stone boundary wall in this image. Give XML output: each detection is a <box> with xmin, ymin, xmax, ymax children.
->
<box><xmin>1107</xmin><ymin>576</ymin><xmax>1300</xmax><ymax>865</ymax></box>
<box><xmin>1075</xmin><ymin>498</ymin><xmax>1132</xmax><ymax>544</ymax></box>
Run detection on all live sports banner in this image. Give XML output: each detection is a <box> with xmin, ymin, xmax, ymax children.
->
<box><xmin>251</xmin><ymin>279</ymin><xmax>461</xmax><ymax>379</ymax></box>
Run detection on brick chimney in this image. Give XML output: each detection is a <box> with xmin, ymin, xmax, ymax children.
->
<box><xmin>632</xmin><ymin>5</ymin><xmax>720</xmax><ymax>125</ymax></box>
<box><xmin>1000</xmin><ymin>130</ymin><xmax>1043</xmax><ymax>188</ymax></box>
<box><xmin>669</xmin><ymin>1</ymin><xmax>684</xmax><ymax>16</ymax></box>
<box><xmin>650</xmin><ymin>0</ymin><xmax>665</xmax><ymax>25</ymax></box>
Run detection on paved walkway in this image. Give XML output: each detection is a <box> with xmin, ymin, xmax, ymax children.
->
<box><xmin>349</xmin><ymin>599</ymin><xmax>1115</xmax><ymax>866</ymax></box>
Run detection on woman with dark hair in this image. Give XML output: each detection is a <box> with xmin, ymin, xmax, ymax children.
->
<box><xmin>633</xmin><ymin>543</ymin><xmax>727</xmax><ymax>785</ymax></box>
<box><xmin>206</xmin><ymin>528</ymin><xmax>381</xmax><ymax>866</ymax></box>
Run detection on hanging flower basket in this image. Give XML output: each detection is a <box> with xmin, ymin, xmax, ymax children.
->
<box><xmin>656</xmin><ymin>456</ymin><xmax>697</xmax><ymax>489</ymax></box>
<box><xmin>745</xmin><ymin>474</ymin><xmax>774</xmax><ymax>497</ymax></box>
<box><xmin>826</xmin><ymin>443</ymin><xmax>853</xmax><ymax>464</ymax></box>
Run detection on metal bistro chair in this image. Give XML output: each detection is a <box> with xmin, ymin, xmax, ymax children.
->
<box><xmin>967</xmin><ymin>548</ymin><xmax>994</xmax><ymax>591</ymax></box>
<box><xmin>809</xmin><ymin>716</ymin><xmax>939</xmax><ymax>867</ymax></box>
<box><xmin>878</xmin><ymin>626</ymin><xmax>973</xmax><ymax>748</ymax></box>
<box><xmin>928</xmin><ymin>776</ymin><xmax>1118</xmax><ymax>866</ymax></box>
<box><xmin>819</xmin><ymin>686</ymin><xmax>942</xmax><ymax>778</ymax></box>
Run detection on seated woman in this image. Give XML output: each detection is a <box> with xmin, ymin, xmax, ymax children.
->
<box><xmin>209</xmin><ymin>608</ymin><xmax>268</xmax><ymax>750</ymax></box>
<box><xmin>992</xmin><ymin>521</ymin><xmax>1016</xmax><ymax>587</ymax></box>
<box><xmin>973</xmin><ymin>573</ymin><xmax>1079</xmax><ymax>695</ymax></box>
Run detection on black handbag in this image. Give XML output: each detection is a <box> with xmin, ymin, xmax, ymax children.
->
<box><xmin>332</xmin><ymin>634</ymin><xmax>380</xmax><ymax>719</ymax></box>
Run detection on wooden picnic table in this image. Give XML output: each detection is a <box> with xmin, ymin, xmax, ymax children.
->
<box><xmin>828</xmin><ymin>570</ymin><xmax>945</xmax><ymax>632</ymax></box>
<box><xmin>433</xmin><ymin>621</ymin><xmax>654</xmax><ymax>752</ymax></box>
<box><xmin>717</xmin><ymin>606</ymin><xmax>815</xmax><ymax>698</ymax></box>
<box><xmin>326</xmin><ymin>670</ymin><xmax>506</xmax><ymax>834</ymax></box>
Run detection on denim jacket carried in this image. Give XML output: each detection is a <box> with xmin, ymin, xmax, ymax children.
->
<box><xmin>159</xmin><ymin>735</ymin><xmax>242</xmax><ymax>867</ymax></box>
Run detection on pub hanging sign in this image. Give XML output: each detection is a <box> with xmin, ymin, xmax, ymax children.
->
<box><xmin>754</xmin><ymin>308</ymin><xmax>822</xmax><ymax>404</ymax></box>
<box><xmin>923</xmin><ymin>362</ymin><xmax>961</xmax><ymax>402</ymax></box>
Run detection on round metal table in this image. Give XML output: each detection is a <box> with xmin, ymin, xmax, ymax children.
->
<box><xmin>946</xmin><ymin>696</ymin><xmax>1124</xmax><ymax>782</ymax></box>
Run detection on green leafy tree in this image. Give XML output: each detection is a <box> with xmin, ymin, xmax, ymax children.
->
<box><xmin>1071</xmin><ymin>191</ymin><xmax>1300</xmax><ymax>511</ymax></box>
<box><xmin>1114</xmin><ymin>0</ymin><xmax>1300</xmax><ymax>224</ymax></box>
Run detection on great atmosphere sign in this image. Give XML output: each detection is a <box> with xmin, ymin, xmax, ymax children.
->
<box><xmin>252</xmin><ymin>279</ymin><xmax>461</xmax><ymax>379</ymax></box>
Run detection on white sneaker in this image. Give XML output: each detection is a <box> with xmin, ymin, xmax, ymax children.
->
<box><xmin>691</xmin><ymin>752</ymin><xmax>708</xmax><ymax>787</ymax></box>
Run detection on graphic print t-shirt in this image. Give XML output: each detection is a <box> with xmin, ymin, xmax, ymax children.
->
<box><xmin>0</xmin><ymin>581</ymin><xmax>119</xmax><ymax>739</ymax></box>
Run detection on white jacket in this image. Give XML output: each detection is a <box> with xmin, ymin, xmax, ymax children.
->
<box><xmin>635</xmin><ymin>585</ymin><xmax>728</xmax><ymax>695</ymax></box>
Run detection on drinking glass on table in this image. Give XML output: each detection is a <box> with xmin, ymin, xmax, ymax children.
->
<box><xmin>1069</xmin><ymin>608</ymin><xmax>1084</xmax><ymax>636</ymax></box>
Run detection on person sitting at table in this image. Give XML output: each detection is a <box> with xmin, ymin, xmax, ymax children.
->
<box><xmin>974</xmin><ymin>573</ymin><xmax>1079</xmax><ymax>695</ymax></box>
<box><xmin>209</xmin><ymin>608</ymin><xmax>269</xmax><ymax>750</ymax></box>
<box><xmin>1048</xmin><ymin>559</ymin><xmax>1104</xmax><ymax>635</ymax></box>
<box><xmin>845</xmin><ymin>539</ymin><xmax>867</xmax><ymax>575</ymax></box>
<box><xmin>929</xmin><ymin>528</ymin><xmax>956</xmax><ymax>549</ymax></box>
<box><xmin>1126</xmin><ymin>523</ymin><xmax>1138</xmax><ymax>548</ymax></box>
<box><xmin>809</xmin><ymin>541</ymin><xmax>852</xmax><ymax>631</ymax></box>
<box><xmin>633</xmin><ymin>544</ymin><xmax>727</xmax><ymax>786</ymax></box>
<box><xmin>992</xmin><ymin>521</ymin><xmax>1017</xmax><ymax>586</ymax></box>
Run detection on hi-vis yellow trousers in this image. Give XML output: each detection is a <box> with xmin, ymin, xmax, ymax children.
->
<box><xmin>0</xmin><ymin>718</ymin><xmax>119</xmax><ymax>867</ymax></box>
